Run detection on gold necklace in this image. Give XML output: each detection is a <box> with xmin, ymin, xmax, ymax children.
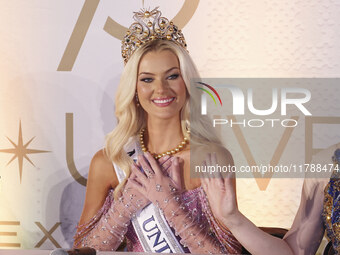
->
<box><xmin>139</xmin><ymin>128</ymin><xmax>190</xmax><ymax>159</ymax></box>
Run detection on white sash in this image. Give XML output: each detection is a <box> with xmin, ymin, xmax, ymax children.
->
<box><xmin>112</xmin><ymin>137</ymin><xmax>185</xmax><ymax>253</ymax></box>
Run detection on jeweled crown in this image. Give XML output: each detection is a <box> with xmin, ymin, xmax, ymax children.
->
<box><xmin>121</xmin><ymin>7</ymin><xmax>187</xmax><ymax>64</ymax></box>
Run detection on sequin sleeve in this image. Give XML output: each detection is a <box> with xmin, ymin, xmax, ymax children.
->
<box><xmin>158</xmin><ymin>187</ymin><xmax>242</xmax><ymax>254</ymax></box>
<box><xmin>323</xmin><ymin>149</ymin><xmax>340</xmax><ymax>254</ymax></box>
<box><xmin>198</xmin><ymin>187</ymin><xmax>242</xmax><ymax>253</ymax></box>
<box><xmin>73</xmin><ymin>189</ymin><xmax>131</xmax><ymax>251</ymax></box>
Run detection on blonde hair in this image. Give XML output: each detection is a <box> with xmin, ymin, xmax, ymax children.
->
<box><xmin>105</xmin><ymin>40</ymin><xmax>222</xmax><ymax>198</ymax></box>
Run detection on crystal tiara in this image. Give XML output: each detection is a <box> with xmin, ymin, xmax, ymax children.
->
<box><xmin>121</xmin><ymin>7</ymin><xmax>187</xmax><ymax>64</ymax></box>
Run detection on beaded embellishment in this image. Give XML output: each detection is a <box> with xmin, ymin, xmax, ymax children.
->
<box><xmin>322</xmin><ymin>149</ymin><xmax>340</xmax><ymax>254</ymax></box>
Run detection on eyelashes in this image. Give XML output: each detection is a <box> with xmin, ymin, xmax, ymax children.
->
<box><xmin>139</xmin><ymin>73</ymin><xmax>180</xmax><ymax>83</ymax></box>
<box><xmin>140</xmin><ymin>78</ymin><xmax>153</xmax><ymax>83</ymax></box>
<box><xmin>168</xmin><ymin>74</ymin><xmax>179</xmax><ymax>80</ymax></box>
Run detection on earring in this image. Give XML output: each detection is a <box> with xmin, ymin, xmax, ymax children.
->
<box><xmin>135</xmin><ymin>92</ymin><xmax>140</xmax><ymax>107</ymax></box>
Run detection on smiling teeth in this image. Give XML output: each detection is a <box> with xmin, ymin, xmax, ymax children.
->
<box><xmin>153</xmin><ymin>98</ymin><xmax>174</xmax><ymax>103</ymax></box>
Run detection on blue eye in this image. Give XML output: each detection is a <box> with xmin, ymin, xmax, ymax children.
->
<box><xmin>168</xmin><ymin>74</ymin><xmax>179</xmax><ymax>80</ymax></box>
<box><xmin>140</xmin><ymin>78</ymin><xmax>153</xmax><ymax>83</ymax></box>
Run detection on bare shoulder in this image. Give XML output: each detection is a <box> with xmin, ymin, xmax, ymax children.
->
<box><xmin>78</xmin><ymin>149</ymin><xmax>119</xmax><ymax>225</ymax></box>
<box><xmin>89</xmin><ymin>149</ymin><xmax>119</xmax><ymax>188</ymax></box>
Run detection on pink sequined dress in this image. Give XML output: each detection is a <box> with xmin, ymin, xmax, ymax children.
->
<box><xmin>74</xmin><ymin>185</ymin><xmax>242</xmax><ymax>253</ymax></box>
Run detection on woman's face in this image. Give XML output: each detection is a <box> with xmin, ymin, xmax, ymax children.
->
<box><xmin>136</xmin><ymin>49</ymin><xmax>187</xmax><ymax>120</ymax></box>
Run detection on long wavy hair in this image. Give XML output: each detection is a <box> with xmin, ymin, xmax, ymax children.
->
<box><xmin>105</xmin><ymin>40</ymin><xmax>222</xmax><ymax>198</ymax></box>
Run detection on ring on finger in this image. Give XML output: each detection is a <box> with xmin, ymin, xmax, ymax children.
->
<box><xmin>145</xmin><ymin>168</ymin><xmax>154</xmax><ymax>178</ymax></box>
<box><xmin>147</xmin><ymin>173</ymin><xmax>155</xmax><ymax>179</ymax></box>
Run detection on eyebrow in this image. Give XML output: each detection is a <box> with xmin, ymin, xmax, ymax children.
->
<box><xmin>138</xmin><ymin>67</ymin><xmax>179</xmax><ymax>76</ymax></box>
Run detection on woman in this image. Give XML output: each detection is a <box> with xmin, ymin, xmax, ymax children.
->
<box><xmin>201</xmin><ymin>146</ymin><xmax>340</xmax><ymax>254</ymax></box>
<box><xmin>73</xmin><ymin>8</ymin><xmax>241</xmax><ymax>253</ymax></box>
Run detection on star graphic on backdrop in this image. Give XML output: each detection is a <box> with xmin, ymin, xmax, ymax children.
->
<box><xmin>0</xmin><ymin>120</ymin><xmax>50</xmax><ymax>183</ymax></box>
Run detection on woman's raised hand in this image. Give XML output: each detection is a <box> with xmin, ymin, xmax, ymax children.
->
<box><xmin>129</xmin><ymin>152</ymin><xmax>183</xmax><ymax>206</ymax></box>
<box><xmin>200</xmin><ymin>152</ymin><xmax>239</xmax><ymax>226</ymax></box>
<box><xmin>116</xmin><ymin>154</ymin><xmax>177</xmax><ymax>215</ymax></box>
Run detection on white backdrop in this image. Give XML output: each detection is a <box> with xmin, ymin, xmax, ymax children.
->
<box><xmin>0</xmin><ymin>0</ymin><xmax>340</xmax><ymax>252</ymax></box>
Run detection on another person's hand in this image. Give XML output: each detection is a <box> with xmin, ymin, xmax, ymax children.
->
<box><xmin>200</xmin><ymin>152</ymin><xmax>238</xmax><ymax>226</ymax></box>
